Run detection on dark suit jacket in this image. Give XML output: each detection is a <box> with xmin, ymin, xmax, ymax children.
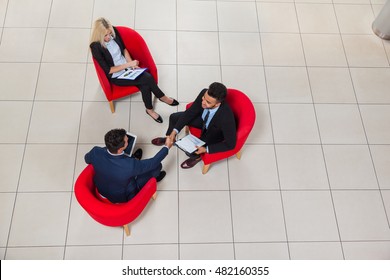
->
<box><xmin>175</xmin><ymin>89</ymin><xmax>237</xmax><ymax>154</ymax></box>
<box><xmin>84</xmin><ymin>146</ymin><xmax>168</xmax><ymax>203</ymax></box>
<box><xmin>90</xmin><ymin>26</ymin><xmax>125</xmax><ymax>79</ymax></box>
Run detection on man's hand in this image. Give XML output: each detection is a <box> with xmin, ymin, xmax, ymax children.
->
<box><xmin>168</xmin><ymin>131</ymin><xmax>177</xmax><ymax>143</ymax></box>
<box><xmin>195</xmin><ymin>146</ymin><xmax>206</xmax><ymax>155</ymax></box>
<box><xmin>165</xmin><ymin>136</ymin><xmax>174</xmax><ymax>149</ymax></box>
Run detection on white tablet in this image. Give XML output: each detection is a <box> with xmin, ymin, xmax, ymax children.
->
<box><xmin>125</xmin><ymin>132</ymin><xmax>137</xmax><ymax>156</ymax></box>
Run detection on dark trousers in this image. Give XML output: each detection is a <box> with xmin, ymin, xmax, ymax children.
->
<box><xmin>166</xmin><ymin>112</ymin><xmax>205</xmax><ymax>158</ymax></box>
<box><xmin>111</xmin><ymin>71</ymin><xmax>165</xmax><ymax>109</ymax></box>
<box><xmin>165</xmin><ymin>112</ymin><xmax>204</xmax><ymax>136</ymax></box>
<box><xmin>126</xmin><ymin>163</ymin><xmax>162</xmax><ymax>201</ymax></box>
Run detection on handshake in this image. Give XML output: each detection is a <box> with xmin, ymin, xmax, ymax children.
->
<box><xmin>157</xmin><ymin>131</ymin><xmax>177</xmax><ymax>149</ymax></box>
<box><xmin>164</xmin><ymin>135</ymin><xmax>175</xmax><ymax>149</ymax></box>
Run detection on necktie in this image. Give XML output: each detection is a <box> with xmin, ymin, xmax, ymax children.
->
<box><xmin>202</xmin><ymin>110</ymin><xmax>210</xmax><ymax>134</ymax></box>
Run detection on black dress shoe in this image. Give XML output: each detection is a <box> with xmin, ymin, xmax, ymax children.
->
<box><xmin>169</xmin><ymin>99</ymin><xmax>179</xmax><ymax>106</ymax></box>
<box><xmin>160</xmin><ymin>98</ymin><xmax>179</xmax><ymax>106</ymax></box>
<box><xmin>156</xmin><ymin>170</ymin><xmax>166</xmax><ymax>182</ymax></box>
<box><xmin>146</xmin><ymin>110</ymin><xmax>163</xmax><ymax>123</ymax></box>
<box><xmin>132</xmin><ymin>148</ymin><xmax>143</xmax><ymax>160</ymax></box>
<box><xmin>151</xmin><ymin>137</ymin><xmax>166</xmax><ymax>146</ymax></box>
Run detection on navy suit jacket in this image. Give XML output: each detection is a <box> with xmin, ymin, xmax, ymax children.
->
<box><xmin>174</xmin><ymin>89</ymin><xmax>237</xmax><ymax>154</ymax></box>
<box><xmin>84</xmin><ymin>146</ymin><xmax>168</xmax><ymax>203</ymax></box>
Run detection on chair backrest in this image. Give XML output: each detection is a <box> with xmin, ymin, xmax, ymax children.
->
<box><xmin>92</xmin><ymin>26</ymin><xmax>158</xmax><ymax>101</ymax></box>
<box><xmin>74</xmin><ymin>165</ymin><xmax>156</xmax><ymax>227</ymax></box>
<box><xmin>224</xmin><ymin>89</ymin><xmax>256</xmax><ymax>146</ymax></box>
<box><xmin>92</xmin><ymin>58</ymin><xmax>113</xmax><ymax>99</ymax></box>
<box><xmin>117</xmin><ymin>26</ymin><xmax>157</xmax><ymax>79</ymax></box>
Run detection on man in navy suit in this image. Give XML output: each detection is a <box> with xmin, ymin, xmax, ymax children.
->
<box><xmin>85</xmin><ymin>129</ymin><xmax>173</xmax><ymax>203</ymax></box>
<box><xmin>151</xmin><ymin>82</ymin><xmax>236</xmax><ymax>169</ymax></box>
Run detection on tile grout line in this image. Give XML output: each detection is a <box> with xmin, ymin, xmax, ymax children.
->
<box><xmin>0</xmin><ymin>0</ymin><xmax>10</xmax><ymax>45</ymax></box>
<box><xmin>215</xmin><ymin>0</ymin><xmax>237</xmax><ymax>260</ymax></box>
<box><xmin>3</xmin><ymin>0</ymin><xmax>56</xmax><ymax>260</ymax></box>
<box><xmin>175</xmin><ymin>0</ymin><xmax>181</xmax><ymax>260</ymax></box>
<box><xmin>251</xmin><ymin>0</ymin><xmax>296</xmax><ymax>259</ymax></box>
<box><xmin>332</xmin><ymin>1</ymin><xmax>390</xmax><ymax>231</ymax></box>
<box><xmin>60</xmin><ymin>0</ymin><xmax>96</xmax><ymax>261</ymax></box>
<box><xmin>294</xmin><ymin>0</ymin><xmax>347</xmax><ymax>259</ymax></box>
<box><xmin>368</xmin><ymin>0</ymin><xmax>390</xmax><ymax>230</ymax></box>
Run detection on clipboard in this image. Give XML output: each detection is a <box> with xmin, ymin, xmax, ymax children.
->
<box><xmin>174</xmin><ymin>134</ymin><xmax>206</xmax><ymax>154</ymax></box>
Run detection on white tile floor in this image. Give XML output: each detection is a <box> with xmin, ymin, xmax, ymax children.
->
<box><xmin>0</xmin><ymin>0</ymin><xmax>390</xmax><ymax>260</ymax></box>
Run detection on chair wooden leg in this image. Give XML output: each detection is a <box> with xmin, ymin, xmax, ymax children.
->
<box><xmin>202</xmin><ymin>164</ymin><xmax>210</xmax><ymax>174</ymax></box>
<box><xmin>152</xmin><ymin>192</ymin><xmax>157</xmax><ymax>200</ymax></box>
<box><xmin>109</xmin><ymin>101</ymin><xmax>115</xmax><ymax>113</ymax></box>
<box><xmin>236</xmin><ymin>150</ymin><xmax>242</xmax><ymax>160</ymax></box>
<box><xmin>123</xmin><ymin>224</ymin><xmax>131</xmax><ymax>236</ymax></box>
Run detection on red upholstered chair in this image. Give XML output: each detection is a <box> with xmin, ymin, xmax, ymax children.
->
<box><xmin>186</xmin><ymin>89</ymin><xmax>256</xmax><ymax>174</ymax></box>
<box><xmin>74</xmin><ymin>164</ymin><xmax>157</xmax><ymax>236</ymax></box>
<box><xmin>92</xmin><ymin>26</ymin><xmax>158</xmax><ymax>113</ymax></box>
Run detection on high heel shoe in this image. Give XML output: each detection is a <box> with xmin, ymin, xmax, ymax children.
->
<box><xmin>159</xmin><ymin>97</ymin><xmax>179</xmax><ymax>106</ymax></box>
<box><xmin>146</xmin><ymin>110</ymin><xmax>163</xmax><ymax>123</ymax></box>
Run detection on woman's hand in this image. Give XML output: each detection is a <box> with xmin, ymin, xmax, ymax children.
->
<box><xmin>109</xmin><ymin>61</ymin><xmax>138</xmax><ymax>74</ymax></box>
<box><xmin>129</xmin><ymin>60</ymin><xmax>139</xmax><ymax>68</ymax></box>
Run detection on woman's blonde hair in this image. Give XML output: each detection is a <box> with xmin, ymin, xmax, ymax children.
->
<box><xmin>90</xmin><ymin>17</ymin><xmax>116</xmax><ymax>47</ymax></box>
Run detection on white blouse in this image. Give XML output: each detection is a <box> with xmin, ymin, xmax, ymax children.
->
<box><xmin>105</xmin><ymin>36</ymin><xmax>127</xmax><ymax>78</ymax></box>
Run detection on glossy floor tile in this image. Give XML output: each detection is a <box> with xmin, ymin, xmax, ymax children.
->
<box><xmin>1</xmin><ymin>0</ymin><xmax>390</xmax><ymax>260</ymax></box>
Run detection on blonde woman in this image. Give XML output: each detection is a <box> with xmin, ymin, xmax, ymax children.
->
<box><xmin>90</xmin><ymin>18</ymin><xmax>178</xmax><ymax>123</ymax></box>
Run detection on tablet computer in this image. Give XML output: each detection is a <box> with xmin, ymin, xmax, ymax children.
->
<box><xmin>124</xmin><ymin>132</ymin><xmax>137</xmax><ymax>156</ymax></box>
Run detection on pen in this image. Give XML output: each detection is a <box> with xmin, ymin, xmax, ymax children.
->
<box><xmin>124</xmin><ymin>71</ymin><xmax>131</xmax><ymax>77</ymax></box>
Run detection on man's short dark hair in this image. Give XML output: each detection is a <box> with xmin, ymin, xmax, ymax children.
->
<box><xmin>104</xmin><ymin>129</ymin><xmax>127</xmax><ymax>154</ymax></box>
<box><xmin>208</xmin><ymin>82</ymin><xmax>227</xmax><ymax>103</ymax></box>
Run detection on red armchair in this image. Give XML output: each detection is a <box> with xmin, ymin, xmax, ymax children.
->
<box><xmin>92</xmin><ymin>26</ymin><xmax>158</xmax><ymax>113</ymax></box>
<box><xmin>186</xmin><ymin>89</ymin><xmax>256</xmax><ymax>174</ymax></box>
<box><xmin>74</xmin><ymin>164</ymin><xmax>157</xmax><ymax>236</ymax></box>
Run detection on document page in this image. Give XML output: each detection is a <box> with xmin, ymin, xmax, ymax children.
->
<box><xmin>175</xmin><ymin>134</ymin><xmax>206</xmax><ymax>154</ymax></box>
<box><xmin>117</xmin><ymin>68</ymin><xmax>147</xmax><ymax>80</ymax></box>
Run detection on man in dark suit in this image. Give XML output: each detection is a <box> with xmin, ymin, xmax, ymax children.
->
<box><xmin>151</xmin><ymin>82</ymin><xmax>236</xmax><ymax>168</ymax></box>
<box><xmin>85</xmin><ymin>128</ymin><xmax>173</xmax><ymax>203</ymax></box>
